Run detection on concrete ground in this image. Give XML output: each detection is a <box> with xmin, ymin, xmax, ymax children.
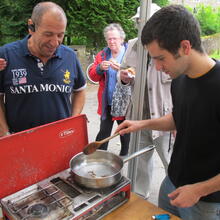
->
<box><xmin>82</xmin><ymin>83</ymin><xmax>166</xmax><ymax>206</ymax></box>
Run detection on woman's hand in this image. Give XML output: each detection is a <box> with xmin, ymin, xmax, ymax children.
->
<box><xmin>109</xmin><ymin>61</ymin><xmax>120</xmax><ymax>70</ymax></box>
<box><xmin>100</xmin><ymin>59</ymin><xmax>120</xmax><ymax>71</ymax></box>
<box><xmin>100</xmin><ymin>61</ymin><xmax>111</xmax><ymax>71</ymax></box>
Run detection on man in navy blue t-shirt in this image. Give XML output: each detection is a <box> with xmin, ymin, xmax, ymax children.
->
<box><xmin>0</xmin><ymin>2</ymin><xmax>86</xmax><ymax>136</ymax></box>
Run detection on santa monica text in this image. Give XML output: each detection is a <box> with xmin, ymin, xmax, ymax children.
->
<box><xmin>10</xmin><ymin>84</ymin><xmax>72</xmax><ymax>94</ymax></box>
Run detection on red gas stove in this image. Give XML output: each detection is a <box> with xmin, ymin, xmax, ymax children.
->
<box><xmin>0</xmin><ymin>115</ymin><xmax>131</xmax><ymax>220</ymax></box>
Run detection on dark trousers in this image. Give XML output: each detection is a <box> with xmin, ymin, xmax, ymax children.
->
<box><xmin>96</xmin><ymin>106</ymin><xmax>130</xmax><ymax>156</ymax></box>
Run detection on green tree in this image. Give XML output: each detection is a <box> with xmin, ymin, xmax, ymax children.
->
<box><xmin>65</xmin><ymin>0</ymin><xmax>168</xmax><ymax>48</ymax></box>
<box><xmin>0</xmin><ymin>0</ymin><xmax>40</xmax><ymax>45</ymax></box>
<box><xmin>0</xmin><ymin>0</ymin><xmax>140</xmax><ymax>48</ymax></box>
<box><xmin>66</xmin><ymin>0</ymin><xmax>139</xmax><ymax>49</ymax></box>
<box><xmin>154</xmin><ymin>0</ymin><xmax>169</xmax><ymax>7</ymax></box>
<box><xmin>194</xmin><ymin>5</ymin><xmax>220</xmax><ymax>36</ymax></box>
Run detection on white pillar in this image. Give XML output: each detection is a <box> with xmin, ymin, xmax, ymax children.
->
<box><xmin>128</xmin><ymin>0</ymin><xmax>152</xmax><ymax>188</ymax></box>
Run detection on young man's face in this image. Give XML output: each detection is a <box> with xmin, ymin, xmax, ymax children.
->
<box><xmin>146</xmin><ymin>40</ymin><xmax>190</xmax><ymax>79</ymax></box>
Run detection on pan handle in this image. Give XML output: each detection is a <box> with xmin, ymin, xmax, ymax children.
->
<box><xmin>123</xmin><ymin>145</ymin><xmax>155</xmax><ymax>163</ymax></box>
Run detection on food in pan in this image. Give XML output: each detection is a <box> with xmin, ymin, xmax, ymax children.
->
<box><xmin>88</xmin><ymin>170</ymin><xmax>96</xmax><ymax>178</ymax></box>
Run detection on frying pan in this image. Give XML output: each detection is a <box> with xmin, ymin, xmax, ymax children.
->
<box><xmin>69</xmin><ymin>145</ymin><xmax>155</xmax><ymax>189</ymax></box>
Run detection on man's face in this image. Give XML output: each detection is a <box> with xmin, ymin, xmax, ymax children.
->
<box><xmin>30</xmin><ymin>12</ymin><xmax>66</xmax><ymax>59</ymax></box>
<box><xmin>146</xmin><ymin>40</ymin><xmax>190</xmax><ymax>79</ymax></box>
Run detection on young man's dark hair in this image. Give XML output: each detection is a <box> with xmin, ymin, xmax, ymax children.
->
<box><xmin>141</xmin><ymin>5</ymin><xmax>204</xmax><ymax>55</ymax></box>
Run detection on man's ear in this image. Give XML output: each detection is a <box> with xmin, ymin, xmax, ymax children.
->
<box><xmin>28</xmin><ymin>19</ymin><xmax>35</xmax><ymax>33</ymax></box>
<box><xmin>180</xmin><ymin>40</ymin><xmax>191</xmax><ymax>55</ymax></box>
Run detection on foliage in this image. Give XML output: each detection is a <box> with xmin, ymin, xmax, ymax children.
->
<box><xmin>0</xmin><ymin>0</ymin><xmax>40</xmax><ymax>45</ymax></box>
<box><xmin>65</xmin><ymin>0</ymin><xmax>139</xmax><ymax>49</ymax></box>
<box><xmin>154</xmin><ymin>0</ymin><xmax>169</xmax><ymax>7</ymax></box>
<box><xmin>192</xmin><ymin>5</ymin><xmax>220</xmax><ymax>36</ymax></box>
<box><xmin>0</xmin><ymin>0</ymin><xmax>140</xmax><ymax>50</ymax></box>
<box><xmin>210</xmin><ymin>50</ymin><xmax>220</xmax><ymax>59</ymax></box>
<box><xmin>65</xmin><ymin>0</ymin><xmax>168</xmax><ymax>49</ymax></box>
<box><xmin>1</xmin><ymin>0</ymin><xmax>219</xmax><ymax>50</ymax></box>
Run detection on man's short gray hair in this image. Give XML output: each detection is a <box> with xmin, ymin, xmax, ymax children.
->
<box><xmin>31</xmin><ymin>2</ymin><xmax>67</xmax><ymax>28</ymax></box>
<box><xmin>103</xmin><ymin>23</ymin><xmax>126</xmax><ymax>41</ymax></box>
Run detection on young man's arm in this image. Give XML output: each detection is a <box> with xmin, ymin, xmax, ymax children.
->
<box><xmin>169</xmin><ymin>174</ymin><xmax>220</xmax><ymax>208</ymax></box>
<box><xmin>115</xmin><ymin>113</ymin><xmax>176</xmax><ymax>135</ymax></box>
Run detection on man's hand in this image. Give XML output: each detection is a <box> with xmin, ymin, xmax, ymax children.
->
<box><xmin>115</xmin><ymin>120</ymin><xmax>145</xmax><ymax>136</ymax></box>
<box><xmin>120</xmin><ymin>69</ymin><xmax>134</xmax><ymax>84</ymax></box>
<box><xmin>169</xmin><ymin>174</ymin><xmax>220</xmax><ymax>208</ymax></box>
<box><xmin>168</xmin><ymin>184</ymin><xmax>202</xmax><ymax>208</ymax></box>
<box><xmin>0</xmin><ymin>58</ymin><xmax>7</xmax><ymax>71</ymax></box>
<box><xmin>0</xmin><ymin>94</ymin><xmax>10</xmax><ymax>137</ymax></box>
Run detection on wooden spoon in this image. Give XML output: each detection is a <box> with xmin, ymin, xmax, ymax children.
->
<box><xmin>83</xmin><ymin>133</ymin><xmax>120</xmax><ymax>155</ymax></box>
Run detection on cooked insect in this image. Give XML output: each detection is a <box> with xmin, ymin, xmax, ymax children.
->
<box><xmin>88</xmin><ymin>170</ymin><xmax>96</xmax><ymax>178</ymax></box>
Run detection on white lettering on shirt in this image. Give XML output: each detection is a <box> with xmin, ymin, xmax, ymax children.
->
<box><xmin>10</xmin><ymin>84</ymin><xmax>72</xmax><ymax>94</ymax></box>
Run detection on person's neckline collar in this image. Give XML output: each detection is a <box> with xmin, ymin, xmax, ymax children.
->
<box><xmin>187</xmin><ymin>58</ymin><xmax>216</xmax><ymax>79</ymax></box>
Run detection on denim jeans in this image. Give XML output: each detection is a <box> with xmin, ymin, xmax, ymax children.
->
<box><xmin>159</xmin><ymin>176</ymin><xmax>220</xmax><ymax>220</ymax></box>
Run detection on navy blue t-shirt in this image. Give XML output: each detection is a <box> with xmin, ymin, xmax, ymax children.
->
<box><xmin>0</xmin><ymin>35</ymin><xmax>86</xmax><ymax>132</ymax></box>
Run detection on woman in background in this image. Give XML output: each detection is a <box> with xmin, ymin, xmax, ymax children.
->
<box><xmin>89</xmin><ymin>23</ymin><xmax>130</xmax><ymax>156</ymax></box>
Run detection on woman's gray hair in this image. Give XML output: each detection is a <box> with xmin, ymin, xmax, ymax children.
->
<box><xmin>103</xmin><ymin>23</ymin><xmax>126</xmax><ymax>41</ymax></box>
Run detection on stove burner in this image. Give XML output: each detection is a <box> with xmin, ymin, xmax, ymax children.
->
<box><xmin>27</xmin><ymin>203</ymin><xmax>49</xmax><ymax>218</ymax></box>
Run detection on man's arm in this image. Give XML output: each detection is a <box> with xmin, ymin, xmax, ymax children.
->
<box><xmin>0</xmin><ymin>94</ymin><xmax>9</xmax><ymax>136</ymax></box>
<box><xmin>71</xmin><ymin>89</ymin><xmax>86</xmax><ymax>116</ymax></box>
<box><xmin>0</xmin><ymin>58</ymin><xmax>7</xmax><ymax>71</ymax></box>
<box><xmin>115</xmin><ymin>113</ymin><xmax>176</xmax><ymax>135</ymax></box>
<box><xmin>168</xmin><ymin>174</ymin><xmax>220</xmax><ymax>208</ymax></box>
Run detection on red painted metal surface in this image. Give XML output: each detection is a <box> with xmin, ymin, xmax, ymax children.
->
<box><xmin>0</xmin><ymin>114</ymin><xmax>88</xmax><ymax>199</ymax></box>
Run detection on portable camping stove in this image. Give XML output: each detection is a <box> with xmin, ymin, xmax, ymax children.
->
<box><xmin>1</xmin><ymin>169</ymin><xmax>130</xmax><ymax>220</ymax></box>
